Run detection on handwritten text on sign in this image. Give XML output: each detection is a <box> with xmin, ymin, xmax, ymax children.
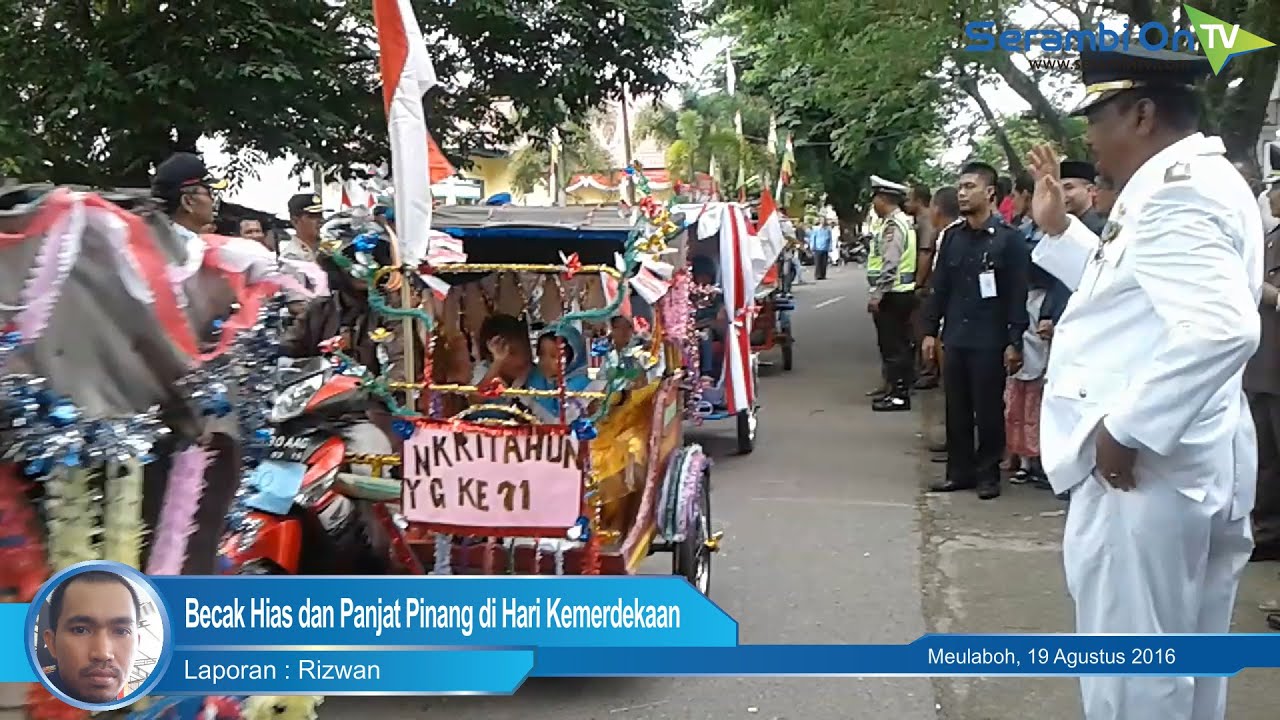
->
<box><xmin>401</xmin><ymin>427</ymin><xmax>584</xmax><ymax>529</ymax></box>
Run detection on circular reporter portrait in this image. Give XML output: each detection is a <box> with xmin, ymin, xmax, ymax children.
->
<box><xmin>26</xmin><ymin>561</ymin><xmax>172</xmax><ymax>712</ymax></box>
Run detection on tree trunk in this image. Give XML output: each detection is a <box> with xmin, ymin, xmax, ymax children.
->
<box><xmin>986</xmin><ymin>55</ymin><xmax>1072</xmax><ymax>148</ymax></box>
<box><xmin>957</xmin><ymin>71</ymin><xmax>1025</xmax><ymax>176</ymax></box>
<box><xmin>1202</xmin><ymin>0</ymin><xmax>1280</xmax><ymax>172</ymax></box>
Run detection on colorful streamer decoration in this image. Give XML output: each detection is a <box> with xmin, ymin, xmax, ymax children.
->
<box><xmin>44</xmin><ymin>467</ymin><xmax>102</xmax><ymax>571</ymax></box>
<box><xmin>146</xmin><ymin>446</ymin><xmax>212</xmax><ymax>575</ymax></box>
<box><xmin>102</xmin><ymin>459</ymin><xmax>146</xmax><ymax>568</ymax></box>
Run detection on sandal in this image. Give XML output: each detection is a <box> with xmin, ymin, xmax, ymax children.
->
<box><xmin>1267</xmin><ymin>613</ymin><xmax>1280</xmax><ymax>631</ymax></box>
<box><xmin>1010</xmin><ymin>469</ymin><xmax>1031</xmax><ymax>484</ymax></box>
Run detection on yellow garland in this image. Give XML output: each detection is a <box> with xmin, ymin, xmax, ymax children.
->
<box><xmin>429</xmin><ymin>262</ymin><xmax>623</xmax><ymax>279</ymax></box>
<box><xmin>241</xmin><ymin>696</ymin><xmax>325</xmax><ymax>720</ymax></box>
<box><xmin>102</xmin><ymin>460</ymin><xmax>145</xmax><ymax>568</ymax></box>
<box><xmin>45</xmin><ymin>467</ymin><xmax>102</xmax><ymax>571</ymax></box>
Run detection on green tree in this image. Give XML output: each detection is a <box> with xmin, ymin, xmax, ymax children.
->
<box><xmin>719</xmin><ymin>0</ymin><xmax>954</xmax><ymax>222</ymax></box>
<box><xmin>507</xmin><ymin>120</ymin><xmax>614</xmax><ymax>196</ymax></box>
<box><xmin>967</xmin><ymin>114</ymin><xmax>1088</xmax><ymax>172</ymax></box>
<box><xmin>0</xmin><ymin>0</ymin><xmax>694</xmax><ymax>186</ymax></box>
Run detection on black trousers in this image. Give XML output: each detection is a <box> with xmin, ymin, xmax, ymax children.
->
<box><xmin>943</xmin><ymin>346</ymin><xmax>1006</xmax><ymax>488</ymax></box>
<box><xmin>1249</xmin><ymin>392</ymin><xmax>1280</xmax><ymax>549</ymax></box>
<box><xmin>815</xmin><ymin>251</ymin><xmax>829</xmax><ymax>280</ymax></box>
<box><xmin>873</xmin><ymin>292</ymin><xmax>916</xmax><ymax>393</ymax></box>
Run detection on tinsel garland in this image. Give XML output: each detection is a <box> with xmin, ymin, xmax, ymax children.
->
<box><xmin>675</xmin><ymin>448</ymin><xmax>707</xmax><ymax>543</ymax></box>
<box><xmin>240</xmin><ymin>696</ymin><xmax>324</xmax><ymax>720</ymax></box>
<box><xmin>0</xmin><ymin>465</ymin><xmax>47</xmax><ymax>603</ymax></box>
<box><xmin>146</xmin><ymin>446</ymin><xmax>212</xmax><ymax>575</ymax></box>
<box><xmin>44</xmin><ymin>467</ymin><xmax>102</xmax><ymax>571</ymax></box>
<box><xmin>656</xmin><ymin>448</ymin><xmax>684</xmax><ymax>542</ymax></box>
<box><xmin>0</xmin><ymin>374</ymin><xmax>168</xmax><ymax>475</ymax></box>
<box><xmin>432</xmin><ymin>532</ymin><xmax>452</xmax><ymax>575</ymax></box>
<box><xmin>581</xmin><ymin>444</ymin><xmax>602</xmax><ymax>576</ymax></box>
<box><xmin>102</xmin><ymin>459</ymin><xmax>145</xmax><ymax>568</ymax></box>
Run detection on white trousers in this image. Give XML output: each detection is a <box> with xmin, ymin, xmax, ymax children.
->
<box><xmin>1063</xmin><ymin>474</ymin><xmax>1253</xmax><ymax>720</ymax></box>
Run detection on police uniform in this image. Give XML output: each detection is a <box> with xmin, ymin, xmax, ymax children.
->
<box><xmin>866</xmin><ymin>176</ymin><xmax>918</xmax><ymax>411</ymax></box>
<box><xmin>1032</xmin><ymin>48</ymin><xmax>1261</xmax><ymax>720</ymax></box>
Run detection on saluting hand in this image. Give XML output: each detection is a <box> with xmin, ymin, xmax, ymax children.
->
<box><xmin>1027</xmin><ymin>144</ymin><xmax>1070</xmax><ymax>236</ymax></box>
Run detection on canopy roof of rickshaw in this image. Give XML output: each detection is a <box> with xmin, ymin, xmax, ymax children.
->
<box><xmin>430</xmin><ymin>204</ymin><xmax>687</xmax><ymax>268</ymax></box>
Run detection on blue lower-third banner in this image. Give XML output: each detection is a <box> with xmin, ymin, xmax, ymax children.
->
<box><xmin>154</xmin><ymin>650</ymin><xmax>532</xmax><ymax>694</ymax></box>
<box><xmin>530</xmin><ymin>635</ymin><xmax>1280</xmax><ymax>677</ymax></box>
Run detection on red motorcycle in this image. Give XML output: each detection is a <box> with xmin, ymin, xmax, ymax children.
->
<box><xmin>219</xmin><ymin>357</ymin><xmax>401</xmax><ymax>576</ymax></box>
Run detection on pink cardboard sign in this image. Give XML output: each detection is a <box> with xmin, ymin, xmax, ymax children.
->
<box><xmin>401</xmin><ymin>425</ymin><xmax>584</xmax><ymax>531</ymax></box>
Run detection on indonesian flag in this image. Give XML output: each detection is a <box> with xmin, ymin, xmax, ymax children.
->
<box><xmin>718</xmin><ymin>204</ymin><xmax>756</xmax><ymax>413</ymax></box>
<box><xmin>753</xmin><ymin>188</ymin><xmax>787</xmax><ymax>292</ymax></box>
<box><xmin>780</xmin><ymin>133</ymin><xmax>796</xmax><ymax>186</ymax></box>
<box><xmin>373</xmin><ymin>0</ymin><xmax>447</xmax><ymax>266</ymax></box>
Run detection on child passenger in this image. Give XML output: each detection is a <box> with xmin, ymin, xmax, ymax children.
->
<box><xmin>526</xmin><ymin>325</ymin><xmax>595</xmax><ymax>423</ymax></box>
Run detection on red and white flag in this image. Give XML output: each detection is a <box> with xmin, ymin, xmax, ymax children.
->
<box><xmin>373</xmin><ymin>0</ymin><xmax>443</xmax><ymax>266</ymax></box>
<box><xmin>752</xmin><ymin>188</ymin><xmax>787</xmax><ymax>292</ymax></box>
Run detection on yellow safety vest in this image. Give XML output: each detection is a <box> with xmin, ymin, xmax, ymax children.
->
<box><xmin>866</xmin><ymin>211</ymin><xmax>917</xmax><ymax>292</ymax></box>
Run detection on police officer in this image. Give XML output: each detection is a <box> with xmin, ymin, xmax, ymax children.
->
<box><xmin>1030</xmin><ymin>47</ymin><xmax>1261</xmax><ymax>720</ymax></box>
<box><xmin>865</xmin><ymin>175</ymin><xmax>918</xmax><ymax>411</ymax></box>
<box><xmin>921</xmin><ymin>162</ymin><xmax>1030</xmax><ymax>500</ymax></box>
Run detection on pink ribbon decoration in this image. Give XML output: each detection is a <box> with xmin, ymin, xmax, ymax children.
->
<box><xmin>145</xmin><ymin>446</ymin><xmax>212</xmax><ymax>575</ymax></box>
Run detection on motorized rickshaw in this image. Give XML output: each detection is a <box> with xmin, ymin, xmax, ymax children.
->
<box><xmin>284</xmin><ymin>203</ymin><xmax>722</xmax><ymax>590</ymax></box>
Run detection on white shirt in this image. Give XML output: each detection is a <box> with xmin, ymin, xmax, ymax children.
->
<box><xmin>1033</xmin><ymin>133</ymin><xmax>1262</xmax><ymax>519</ymax></box>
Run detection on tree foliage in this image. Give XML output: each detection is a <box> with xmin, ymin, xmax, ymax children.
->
<box><xmin>507</xmin><ymin>119</ymin><xmax>614</xmax><ymax>196</ymax></box>
<box><xmin>0</xmin><ymin>0</ymin><xmax>695</xmax><ymax>186</ymax></box>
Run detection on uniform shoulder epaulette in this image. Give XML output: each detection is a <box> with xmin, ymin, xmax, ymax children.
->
<box><xmin>1164</xmin><ymin>161</ymin><xmax>1192</xmax><ymax>183</ymax></box>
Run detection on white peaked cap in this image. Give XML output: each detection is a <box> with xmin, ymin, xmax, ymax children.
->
<box><xmin>869</xmin><ymin>175</ymin><xmax>908</xmax><ymax>195</ymax></box>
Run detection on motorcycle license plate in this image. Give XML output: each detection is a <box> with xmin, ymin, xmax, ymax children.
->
<box><xmin>245</xmin><ymin>460</ymin><xmax>307</xmax><ymax>515</ymax></box>
<box><xmin>267</xmin><ymin>434</ymin><xmax>316</xmax><ymax>463</ymax></box>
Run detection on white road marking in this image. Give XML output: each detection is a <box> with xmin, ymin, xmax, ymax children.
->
<box><xmin>813</xmin><ymin>295</ymin><xmax>845</xmax><ymax>309</ymax></box>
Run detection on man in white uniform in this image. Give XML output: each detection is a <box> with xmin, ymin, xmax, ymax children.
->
<box><xmin>1029</xmin><ymin>48</ymin><xmax>1261</xmax><ymax>720</ymax></box>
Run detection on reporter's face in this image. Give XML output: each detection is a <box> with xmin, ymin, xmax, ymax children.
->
<box><xmin>44</xmin><ymin>579</ymin><xmax>137</xmax><ymax>703</ymax></box>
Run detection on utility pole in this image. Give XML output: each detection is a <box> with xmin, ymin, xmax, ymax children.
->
<box><xmin>620</xmin><ymin>85</ymin><xmax>635</xmax><ymax>205</ymax></box>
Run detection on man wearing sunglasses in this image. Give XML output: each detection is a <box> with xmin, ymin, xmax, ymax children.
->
<box><xmin>151</xmin><ymin>152</ymin><xmax>227</xmax><ymax>236</ymax></box>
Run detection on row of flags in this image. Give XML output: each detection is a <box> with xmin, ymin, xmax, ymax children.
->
<box><xmin>725</xmin><ymin>48</ymin><xmax>796</xmax><ymax>203</ymax></box>
<box><xmin>369</xmin><ymin>0</ymin><xmax>797</xmax><ymax>262</ymax></box>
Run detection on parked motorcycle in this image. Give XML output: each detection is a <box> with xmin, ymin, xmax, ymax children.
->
<box><xmin>219</xmin><ymin>357</ymin><xmax>400</xmax><ymax>576</ymax></box>
<box><xmin>842</xmin><ymin>234</ymin><xmax>869</xmax><ymax>265</ymax></box>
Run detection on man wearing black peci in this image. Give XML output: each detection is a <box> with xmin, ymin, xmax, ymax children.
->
<box><xmin>922</xmin><ymin>161</ymin><xmax>1030</xmax><ymax>500</ymax></box>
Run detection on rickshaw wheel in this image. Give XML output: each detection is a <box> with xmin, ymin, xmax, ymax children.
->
<box><xmin>674</xmin><ymin>467</ymin><xmax>713</xmax><ymax>596</ymax></box>
<box><xmin>782</xmin><ymin>341</ymin><xmax>794</xmax><ymax>371</ymax></box>
<box><xmin>736</xmin><ymin>408</ymin><xmax>756</xmax><ymax>454</ymax></box>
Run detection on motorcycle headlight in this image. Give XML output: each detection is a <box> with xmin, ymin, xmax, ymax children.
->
<box><xmin>295</xmin><ymin>467</ymin><xmax>340</xmax><ymax>507</ymax></box>
<box><xmin>270</xmin><ymin>373</ymin><xmax>325</xmax><ymax>423</ymax></box>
